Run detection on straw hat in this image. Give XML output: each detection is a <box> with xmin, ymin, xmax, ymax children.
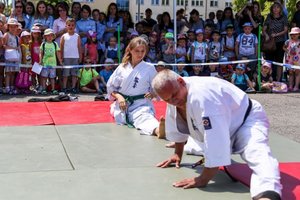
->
<box><xmin>44</xmin><ymin>28</ymin><xmax>56</xmax><ymax>38</ymax></box>
<box><xmin>31</xmin><ymin>26</ymin><xmax>41</xmax><ymax>33</ymax></box>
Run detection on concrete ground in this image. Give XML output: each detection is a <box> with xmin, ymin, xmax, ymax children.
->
<box><xmin>0</xmin><ymin>92</ymin><xmax>299</xmax><ymax>200</ymax></box>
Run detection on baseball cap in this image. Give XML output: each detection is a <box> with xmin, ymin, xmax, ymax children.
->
<box><xmin>195</xmin><ymin>29</ymin><xmax>204</xmax><ymax>34</ymax></box>
<box><xmin>236</xmin><ymin>64</ymin><xmax>246</xmax><ymax>70</ymax></box>
<box><xmin>105</xmin><ymin>58</ymin><xmax>114</xmax><ymax>64</ymax></box>
<box><xmin>226</xmin><ymin>24</ymin><xmax>234</xmax><ymax>29</ymax></box>
<box><xmin>165</xmin><ymin>32</ymin><xmax>174</xmax><ymax>39</ymax></box>
<box><xmin>243</xmin><ymin>22</ymin><xmax>253</xmax><ymax>27</ymax></box>
<box><xmin>31</xmin><ymin>26</ymin><xmax>41</xmax><ymax>33</ymax></box>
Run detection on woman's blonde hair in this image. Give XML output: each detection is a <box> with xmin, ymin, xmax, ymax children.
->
<box><xmin>122</xmin><ymin>37</ymin><xmax>149</xmax><ymax>65</ymax></box>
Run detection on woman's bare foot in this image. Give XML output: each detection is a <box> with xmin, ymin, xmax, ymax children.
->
<box><xmin>155</xmin><ymin>116</ymin><xmax>165</xmax><ymax>139</ymax></box>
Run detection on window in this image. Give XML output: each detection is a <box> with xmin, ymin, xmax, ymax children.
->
<box><xmin>191</xmin><ymin>0</ymin><xmax>203</xmax><ymax>7</ymax></box>
<box><xmin>136</xmin><ymin>0</ymin><xmax>144</xmax><ymax>5</ymax></box>
<box><xmin>210</xmin><ymin>0</ymin><xmax>218</xmax><ymax>7</ymax></box>
<box><xmin>162</xmin><ymin>0</ymin><xmax>169</xmax><ymax>5</ymax></box>
<box><xmin>191</xmin><ymin>0</ymin><xmax>195</xmax><ymax>6</ymax></box>
<box><xmin>151</xmin><ymin>0</ymin><xmax>159</xmax><ymax>5</ymax></box>
<box><xmin>225</xmin><ymin>2</ymin><xmax>232</xmax><ymax>7</ymax></box>
<box><xmin>117</xmin><ymin>0</ymin><xmax>129</xmax><ymax>10</ymax></box>
<box><xmin>177</xmin><ymin>0</ymin><xmax>185</xmax><ymax>6</ymax></box>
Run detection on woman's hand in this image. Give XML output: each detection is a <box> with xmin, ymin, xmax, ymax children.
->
<box><xmin>117</xmin><ymin>96</ymin><xmax>127</xmax><ymax>111</ymax></box>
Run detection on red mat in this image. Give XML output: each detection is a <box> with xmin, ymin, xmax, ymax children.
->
<box><xmin>222</xmin><ymin>163</ymin><xmax>300</xmax><ymax>200</ymax></box>
<box><xmin>0</xmin><ymin>102</ymin><xmax>54</xmax><ymax>126</ymax></box>
<box><xmin>0</xmin><ymin>101</ymin><xmax>167</xmax><ymax>126</ymax></box>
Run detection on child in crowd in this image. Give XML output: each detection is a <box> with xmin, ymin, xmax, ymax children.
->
<box><xmin>30</xmin><ymin>26</ymin><xmax>42</xmax><ymax>89</ymax></box>
<box><xmin>0</xmin><ymin>20</ymin><xmax>3</xmax><ymax>94</ymax></box>
<box><xmin>99</xmin><ymin>58</ymin><xmax>114</xmax><ymax>93</ymax></box>
<box><xmin>189</xmin><ymin>60</ymin><xmax>210</xmax><ymax>76</ymax></box>
<box><xmin>204</xmin><ymin>24</ymin><xmax>213</xmax><ymax>42</ymax></box>
<box><xmin>235</xmin><ymin>22</ymin><xmax>258</xmax><ymax>80</ymax></box>
<box><xmin>283</xmin><ymin>27</ymin><xmax>300</xmax><ymax>92</ymax></box>
<box><xmin>176</xmin><ymin>34</ymin><xmax>187</xmax><ymax>63</ymax></box>
<box><xmin>175</xmin><ymin>60</ymin><xmax>189</xmax><ymax>77</ymax></box>
<box><xmin>222</xmin><ymin>24</ymin><xmax>236</xmax><ymax>61</ymax></box>
<box><xmin>78</xmin><ymin>57</ymin><xmax>102</xmax><ymax>94</ymax></box>
<box><xmin>155</xmin><ymin>60</ymin><xmax>166</xmax><ymax>72</ymax></box>
<box><xmin>208</xmin><ymin>30</ymin><xmax>222</xmax><ymax>76</ymax></box>
<box><xmin>17</xmin><ymin>30</ymin><xmax>32</xmax><ymax>94</ymax></box>
<box><xmin>3</xmin><ymin>18</ymin><xmax>20</xmax><ymax>94</ymax></box>
<box><xmin>39</xmin><ymin>28</ymin><xmax>62</xmax><ymax>95</ymax></box>
<box><xmin>85</xmin><ymin>31</ymin><xmax>98</xmax><ymax>64</ymax></box>
<box><xmin>231</xmin><ymin>63</ymin><xmax>255</xmax><ymax>91</ymax></box>
<box><xmin>146</xmin><ymin>31</ymin><xmax>160</xmax><ymax>63</ymax></box>
<box><xmin>60</xmin><ymin>18</ymin><xmax>82</xmax><ymax>94</ymax></box>
<box><xmin>162</xmin><ymin>32</ymin><xmax>176</xmax><ymax>64</ymax></box>
<box><xmin>187</xmin><ymin>30</ymin><xmax>196</xmax><ymax>62</ymax></box>
<box><xmin>256</xmin><ymin>61</ymin><xmax>273</xmax><ymax>92</ymax></box>
<box><xmin>219</xmin><ymin>56</ymin><xmax>234</xmax><ymax>81</ymax></box>
<box><xmin>191</xmin><ymin>29</ymin><xmax>208</xmax><ymax>63</ymax></box>
<box><xmin>105</xmin><ymin>36</ymin><xmax>118</xmax><ymax>63</ymax></box>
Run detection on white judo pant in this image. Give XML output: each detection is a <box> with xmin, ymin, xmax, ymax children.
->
<box><xmin>233</xmin><ymin>99</ymin><xmax>282</xmax><ymax>197</ymax></box>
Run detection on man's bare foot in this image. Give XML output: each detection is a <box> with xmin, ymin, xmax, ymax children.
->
<box><xmin>165</xmin><ymin>142</ymin><xmax>175</xmax><ymax>148</ymax></box>
<box><xmin>155</xmin><ymin>116</ymin><xmax>165</xmax><ymax>139</ymax></box>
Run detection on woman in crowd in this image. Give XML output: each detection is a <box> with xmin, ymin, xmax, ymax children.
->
<box><xmin>103</xmin><ymin>3</ymin><xmax>123</xmax><ymax>44</ymax></box>
<box><xmin>24</xmin><ymin>2</ymin><xmax>35</xmax><ymax>29</ymax></box>
<box><xmin>10</xmin><ymin>1</ymin><xmax>29</xmax><ymax>30</ymax></box>
<box><xmin>47</xmin><ymin>4</ymin><xmax>55</xmax><ymax>18</ymax></box>
<box><xmin>0</xmin><ymin>2</ymin><xmax>7</xmax><ymax>24</ymax></box>
<box><xmin>122</xmin><ymin>10</ymin><xmax>134</xmax><ymax>36</ymax></box>
<box><xmin>263</xmin><ymin>1</ymin><xmax>288</xmax><ymax>81</ymax></box>
<box><xmin>71</xmin><ymin>2</ymin><xmax>81</xmax><ymax>21</ymax></box>
<box><xmin>76</xmin><ymin>4</ymin><xmax>96</xmax><ymax>46</ymax></box>
<box><xmin>217</xmin><ymin>7</ymin><xmax>238</xmax><ymax>35</ymax></box>
<box><xmin>31</xmin><ymin>0</ymin><xmax>54</xmax><ymax>31</ymax></box>
<box><xmin>53</xmin><ymin>3</ymin><xmax>69</xmax><ymax>44</ymax></box>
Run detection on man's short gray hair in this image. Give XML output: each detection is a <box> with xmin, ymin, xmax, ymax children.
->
<box><xmin>152</xmin><ymin>69</ymin><xmax>180</xmax><ymax>94</ymax></box>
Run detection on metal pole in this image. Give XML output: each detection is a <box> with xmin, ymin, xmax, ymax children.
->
<box><xmin>138</xmin><ymin>0</ymin><xmax>141</xmax><ymax>22</ymax></box>
<box><xmin>205</xmin><ymin>0</ymin><xmax>208</xmax><ymax>19</ymax></box>
<box><xmin>117</xmin><ymin>24</ymin><xmax>121</xmax><ymax>64</ymax></box>
<box><xmin>257</xmin><ymin>24</ymin><xmax>262</xmax><ymax>91</ymax></box>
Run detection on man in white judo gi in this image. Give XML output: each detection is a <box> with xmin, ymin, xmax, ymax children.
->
<box><xmin>152</xmin><ymin>69</ymin><xmax>282</xmax><ymax>200</ymax></box>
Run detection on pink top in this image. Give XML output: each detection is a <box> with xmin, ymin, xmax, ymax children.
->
<box><xmin>85</xmin><ymin>43</ymin><xmax>98</xmax><ymax>63</ymax></box>
<box><xmin>31</xmin><ymin>41</ymin><xmax>41</xmax><ymax>64</ymax></box>
<box><xmin>53</xmin><ymin>17</ymin><xmax>69</xmax><ymax>44</ymax></box>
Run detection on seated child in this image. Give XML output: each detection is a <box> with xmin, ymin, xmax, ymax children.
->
<box><xmin>231</xmin><ymin>63</ymin><xmax>255</xmax><ymax>91</ymax></box>
<box><xmin>255</xmin><ymin>61</ymin><xmax>273</xmax><ymax>92</ymax></box>
<box><xmin>78</xmin><ymin>57</ymin><xmax>102</xmax><ymax>94</ymax></box>
<box><xmin>189</xmin><ymin>60</ymin><xmax>210</xmax><ymax>76</ymax></box>
<box><xmin>155</xmin><ymin>61</ymin><xmax>167</xmax><ymax>72</ymax></box>
<box><xmin>99</xmin><ymin>58</ymin><xmax>114</xmax><ymax>93</ymax></box>
<box><xmin>175</xmin><ymin>60</ymin><xmax>189</xmax><ymax>77</ymax></box>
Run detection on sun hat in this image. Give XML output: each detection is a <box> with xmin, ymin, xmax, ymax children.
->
<box><xmin>157</xmin><ymin>61</ymin><xmax>166</xmax><ymax>66</ymax></box>
<box><xmin>44</xmin><ymin>28</ymin><xmax>56</xmax><ymax>38</ymax></box>
<box><xmin>7</xmin><ymin>18</ymin><xmax>18</xmax><ymax>25</ymax></box>
<box><xmin>104</xmin><ymin>58</ymin><xmax>114</xmax><ymax>64</ymax></box>
<box><xmin>262</xmin><ymin>61</ymin><xmax>272</xmax><ymax>69</ymax></box>
<box><xmin>20</xmin><ymin>31</ymin><xmax>30</xmax><ymax>37</ymax></box>
<box><xmin>289</xmin><ymin>27</ymin><xmax>300</xmax><ymax>35</ymax></box>
<box><xmin>195</xmin><ymin>29</ymin><xmax>204</xmax><ymax>34</ymax></box>
<box><xmin>236</xmin><ymin>64</ymin><xmax>246</xmax><ymax>70</ymax></box>
<box><xmin>165</xmin><ymin>32</ymin><xmax>174</xmax><ymax>39</ymax></box>
<box><xmin>31</xmin><ymin>26</ymin><xmax>41</xmax><ymax>33</ymax></box>
<box><xmin>177</xmin><ymin>34</ymin><xmax>186</xmax><ymax>40</ymax></box>
<box><xmin>243</xmin><ymin>22</ymin><xmax>253</xmax><ymax>27</ymax></box>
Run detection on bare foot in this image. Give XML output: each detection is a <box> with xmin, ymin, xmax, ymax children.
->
<box><xmin>165</xmin><ymin>142</ymin><xmax>175</xmax><ymax>148</ymax></box>
<box><xmin>156</xmin><ymin>116</ymin><xmax>165</xmax><ymax>139</ymax></box>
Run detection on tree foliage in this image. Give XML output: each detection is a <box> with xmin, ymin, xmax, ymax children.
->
<box><xmin>43</xmin><ymin>0</ymin><xmax>73</xmax><ymax>6</ymax></box>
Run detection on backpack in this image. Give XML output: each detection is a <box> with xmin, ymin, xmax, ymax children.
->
<box><xmin>41</xmin><ymin>41</ymin><xmax>58</xmax><ymax>61</ymax></box>
<box><xmin>15</xmin><ymin>68</ymin><xmax>32</xmax><ymax>89</ymax></box>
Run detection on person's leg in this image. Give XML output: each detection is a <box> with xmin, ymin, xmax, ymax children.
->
<box><xmin>274</xmin><ymin>42</ymin><xmax>285</xmax><ymax>82</ymax></box>
<box><xmin>288</xmin><ymin>70</ymin><xmax>294</xmax><ymax>91</ymax></box>
<box><xmin>294</xmin><ymin>70</ymin><xmax>300</xmax><ymax>91</ymax></box>
<box><xmin>235</xmin><ymin>100</ymin><xmax>282</xmax><ymax>199</ymax></box>
<box><xmin>80</xmin><ymin>86</ymin><xmax>97</xmax><ymax>93</ymax></box>
<box><xmin>0</xmin><ymin>66</ymin><xmax>4</xmax><ymax>91</ymax></box>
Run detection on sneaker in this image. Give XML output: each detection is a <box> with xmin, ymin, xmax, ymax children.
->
<box><xmin>5</xmin><ymin>87</ymin><xmax>10</xmax><ymax>94</ymax></box>
<box><xmin>0</xmin><ymin>88</ymin><xmax>3</xmax><ymax>95</ymax></box>
<box><xmin>41</xmin><ymin>90</ymin><xmax>47</xmax><ymax>95</ymax></box>
<box><xmin>71</xmin><ymin>88</ymin><xmax>77</xmax><ymax>94</ymax></box>
<box><xmin>61</xmin><ymin>88</ymin><xmax>67</xmax><ymax>94</ymax></box>
<box><xmin>51</xmin><ymin>90</ymin><xmax>58</xmax><ymax>95</ymax></box>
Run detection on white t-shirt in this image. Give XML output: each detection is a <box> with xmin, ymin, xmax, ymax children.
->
<box><xmin>236</xmin><ymin>33</ymin><xmax>257</xmax><ymax>56</ymax></box>
<box><xmin>192</xmin><ymin>41</ymin><xmax>208</xmax><ymax>61</ymax></box>
<box><xmin>61</xmin><ymin>32</ymin><xmax>80</xmax><ymax>58</ymax></box>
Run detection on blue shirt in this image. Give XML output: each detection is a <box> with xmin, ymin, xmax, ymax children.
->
<box><xmin>31</xmin><ymin>15</ymin><xmax>54</xmax><ymax>29</ymax></box>
<box><xmin>103</xmin><ymin>16</ymin><xmax>123</xmax><ymax>43</ymax></box>
<box><xmin>100</xmin><ymin>69</ymin><xmax>113</xmax><ymax>83</ymax></box>
<box><xmin>175</xmin><ymin>69</ymin><xmax>189</xmax><ymax>77</ymax></box>
<box><xmin>232</xmin><ymin>73</ymin><xmax>249</xmax><ymax>85</ymax></box>
<box><xmin>76</xmin><ymin>18</ymin><xmax>96</xmax><ymax>45</ymax></box>
<box><xmin>95</xmin><ymin>21</ymin><xmax>106</xmax><ymax>49</ymax></box>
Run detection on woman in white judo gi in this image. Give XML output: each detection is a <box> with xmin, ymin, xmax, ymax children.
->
<box><xmin>107</xmin><ymin>37</ymin><xmax>165</xmax><ymax>138</ymax></box>
<box><xmin>152</xmin><ymin>69</ymin><xmax>282</xmax><ymax>200</ymax></box>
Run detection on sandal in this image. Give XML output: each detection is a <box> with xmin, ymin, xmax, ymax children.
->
<box><xmin>51</xmin><ymin>90</ymin><xmax>58</xmax><ymax>95</ymax></box>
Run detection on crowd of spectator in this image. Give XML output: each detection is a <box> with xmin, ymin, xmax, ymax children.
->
<box><xmin>0</xmin><ymin>0</ymin><xmax>299</xmax><ymax>96</ymax></box>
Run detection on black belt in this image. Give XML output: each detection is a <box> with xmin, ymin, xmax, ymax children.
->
<box><xmin>242</xmin><ymin>98</ymin><xmax>252</xmax><ymax>126</ymax></box>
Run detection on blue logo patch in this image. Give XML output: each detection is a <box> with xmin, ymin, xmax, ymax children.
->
<box><xmin>202</xmin><ymin>117</ymin><xmax>212</xmax><ymax>130</ymax></box>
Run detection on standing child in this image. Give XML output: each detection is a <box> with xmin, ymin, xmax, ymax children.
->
<box><xmin>39</xmin><ymin>28</ymin><xmax>62</xmax><ymax>95</ymax></box>
<box><xmin>30</xmin><ymin>26</ymin><xmax>42</xmax><ymax>90</ymax></box>
<box><xmin>161</xmin><ymin>32</ymin><xmax>176</xmax><ymax>64</ymax></box>
<box><xmin>235</xmin><ymin>22</ymin><xmax>258</xmax><ymax>80</ymax></box>
<box><xmin>146</xmin><ymin>31</ymin><xmax>160</xmax><ymax>63</ymax></box>
<box><xmin>60</xmin><ymin>18</ymin><xmax>82</xmax><ymax>94</ymax></box>
<box><xmin>222</xmin><ymin>24</ymin><xmax>236</xmax><ymax>61</ymax></box>
<box><xmin>283</xmin><ymin>27</ymin><xmax>300</xmax><ymax>91</ymax></box>
<box><xmin>99</xmin><ymin>58</ymin><xmax>114</xmax><ymax>93</ymax></box>
<box><xmin>231</xmin><ymin>63</ymin><xmax>255</xmax><ymax>91</ymax></box>
<box><xmin>3</xmin><ymin>18</ymin><xmax>20</xmax><ymax>94</ymax></box>
<box><xmin>105</xmin><ymin>36</ymin><xmax>118</xmax><ymax>63</ymax></box>
<box><xmin>78</xmin><ymin>57</ymin><xmax>102</xmax><ymax>94</ymax></box>
<box><xmin>176</xmin><ymin>34</ymin><xmax>187</xmax><ymax>63</ymax></box>
<box><xmin>0</xmin><ymin>20</ymin><xmax>4</xmax><ymax>94</ymax></box>
<box><xmin>191</xmin><ymin>29</ymin><xmax>208</xmax><ymax>63</ymax></box>
<box><xmin>18</xmin><ymin>30</ymin><xmax>32</xmax><ymax>94</ymax></box>
<box><xmin>84</xmin><ymin>31</ymin><xmax>98</xmax><ymax>64</ymax></box>
<box><xmin>208</xmin><ymin>30</ymin><xmax>223</xmax><ymax>76</ymax></box>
